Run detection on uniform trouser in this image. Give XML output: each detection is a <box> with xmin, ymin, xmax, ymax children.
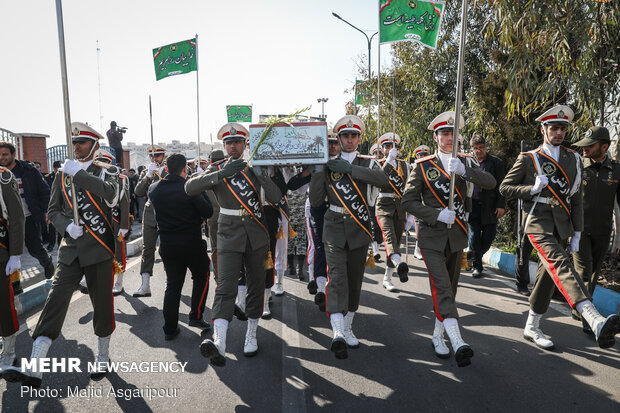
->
<box><xmin>528</xmin><ymin>232</ymin><xmax>591</xmax><ymax>314</ymax></box>
<box><xmin>0</xmin><ymin>261</ymin><xmax>19</xmax><ymax>337</ymax></box>
<box><xmin>515</xmin><ymin>237</ymin><xmax>533</xmax><ymax>287</ymax></box>
<box><xmin>371</xmin><ymin>208</ymin><xmax>383</xmax><ymax>244</ymax></box>
<box><xmin>264</xmin><ymin>208</ymin><xmax>279</xmax><ymax>289</ymax></box>
<box><xmin>467</xmin><ymin>202</ymin><xmax>497</xmax><ymax>271</ymax></box>
<box><xmin>309</xmin><ymin>204</ymin><xmax>327</xmax><ymax>278</ymax></box>
<box><xmin>159</xmin><ymin>240</ymin><xmax>210</xmax><ymax>334</ymax></box>
<box><xmin>207</xmin><ymin>217</ymin><xmax>218</xmax><ymax>282</ymax></box>
<box><xmin>325</xmin><ymin>242</ymin><xmax>368</xmax><ymax>315</ymax></box>
<box><xmin>115</xmin><ymin>236</ymin><xmax>126</xmax><ymax>272</ymax></box>
<box><xmin>213</xmin><ymin>242</ymin><xmax>268</xmax><ymax>321</ymax></box>
<box><xmin>573</xmin><ymin>233</ymin><xmax>611</xmax><ymax>297</ymax></box>
<box><xmin>376</xmin><ymin>210</ymin><xmax>406</xmax><ymax>258</ymax></box>
<box><xmin>140</xmin><ymin>210</ymin><xmax>158</xmax><ymax>276</ymax></box>
<box><xmin>25</xmin><ymin>216</ymin><xmax>52</xmax><ymax>268</ymax></box>
<box><xmin>419</xmin><ymin>245</ymin><xmax>462</xmax><ymax>321</ymax></box>
<box><xmin>33</xmin><ymin>259</ymin><xmax>115</xmax><ymax>340</ymax></box>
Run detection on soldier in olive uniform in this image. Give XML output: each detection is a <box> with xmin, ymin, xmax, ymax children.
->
<box><xmin>133</xmin><ymin>144</ymin><xmax>167</xmax><ymax>297</ymax></box>
<box><xmin>572</xmin><ymin>126</ymin><xmax>620</xmax><ymax>334</ymax></box>
<box><xmin>185</xmin><ymin>122</ymin><xmax>282</xmax><ymax>366</ymax></box>
<box><xmin>0</xmin><ymin>168</ymin><xmax>25</xmax><ymax>374</ymax></box>
<box><xmin>309</xmin><ymin>115</ymin><xmax>388</xmax><ymax>360</ymax></box>
<box><xmin>500</xmin><ymin>105</ymin><xmax>619</xmax><ymax>352</ymax></box>
<box><xmin>3</xmin><ymin>122</ymin><xmax>119</xmax><ymax>387</ymax></box>
<box><xmin>375</xmin><ymin>132</ymin><xmax>412</xmax><ymax>292</ymax></box>
<box><xmin>402</xmin><ymin>111</ymin><xmax>496</xmax><ymax>367</ymax></box>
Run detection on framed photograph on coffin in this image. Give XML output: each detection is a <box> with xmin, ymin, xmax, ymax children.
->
<box><xmin>249</xmin><ymin>122</ymin><xmax>328</xmax><ymax>166</ymax></box>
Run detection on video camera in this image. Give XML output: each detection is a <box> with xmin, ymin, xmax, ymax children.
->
<box><xmin>117</xmin><ymin>126</ymin><xmax>128</xmax><ymax>133</ymax></box>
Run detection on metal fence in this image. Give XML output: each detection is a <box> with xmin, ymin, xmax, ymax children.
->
<box><xmin>47</xmin><ymin>145</ymin><xmax>117</xmax><ymax>169</ymax></box>
<box><xmin>0</xmin><ymin>128</ymin><xmax>24</xmax><ymax>159</ymax></box>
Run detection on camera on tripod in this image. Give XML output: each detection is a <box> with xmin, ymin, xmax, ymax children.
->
<box><xmin>118</xmin><ymin>126</ymin><xmax>128</xmax><ymax>133</ymax></box>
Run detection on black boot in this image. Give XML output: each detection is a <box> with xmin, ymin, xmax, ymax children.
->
<box><xmin>296</xmin><ymin>255</ymin><xmax>305</xmax><ymax>281</ymax></box>
<box><xmin>287</xmin><ymin>254</ymin><xmax>295</xmax><ymax>275</ymax></box>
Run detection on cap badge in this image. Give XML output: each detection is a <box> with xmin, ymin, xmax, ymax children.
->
<box><xmin>585</xmin><ymin>129</ymin><xmax>592</xmax><ymax>138</ymax></box>
<box><xmin>557</xmin><ymin>110</ymin><xmax>565</xmax><ymax>119</ymax></box>
<box><xmin>73</xmin><ymin>127</ymin><xmax>80</xmax><ymax>136</ymax></box>
<box><xmin>347</xmin><ymin>121</ymin><xmax>353</xmax><ymax>128</ymax></box>
<box><xmin>447</xmin><ymin>117</ymin><xmax>454</xmax><ymax>125</ymax></box>
<box><xmin>230</xmin><ymin>128</ymin><xmax>237</xmax><ymax>136</ymax></box>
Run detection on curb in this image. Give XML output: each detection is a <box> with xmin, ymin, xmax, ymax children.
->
<box><xmin>482</xmin><ymin>246</ymin><xmax>620</xmax><ymax>316</ymax></box>
<box><xmin>126</xmin><ymin>236</ymin><xmax>143</xmax><ymax>257</ymax></box>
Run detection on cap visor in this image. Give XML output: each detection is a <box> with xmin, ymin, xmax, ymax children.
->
<box><xmin>572</xmin><ymin>137</ymin><xmax>597</xmax><ymax>147</ymax></box>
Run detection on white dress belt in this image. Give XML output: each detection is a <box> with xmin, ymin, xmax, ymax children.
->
<box><xmin>220</xmin><ymin>207</ymin><xmax>250</xmax><ymax>216</ymax></box>
<box><xmin>378</xmin><ymin>192</ymin><xmax>397</xmax><ymax>198</ymax></box>
<box><xmin>329</xmin><ymin>205</ymin><xmax>349</xmax><ymax>214</ymax></box>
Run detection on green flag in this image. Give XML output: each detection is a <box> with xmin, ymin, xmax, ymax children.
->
<box><xmin>226</xmin><ymin>105</ymin><xmax>252</xmax><ymax>122</ymax></box>
<box><xmin>152</xmin><ymin>38</ymin><xmax>197</xmax><ymax>81</ymax></box>
<box><xmin>379</xmin><ymin>0</ymin><xmax>444</xmax><ymax>49</ymax></box>
<box><xmin>355</xmin><ymin>80</ymin><xmax>371</xmax><ymax>105</ymax></box>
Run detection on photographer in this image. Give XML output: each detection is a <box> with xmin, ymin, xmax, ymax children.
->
<box><xmin>106</xmin><ymin>120</ymin><xmax>126</xmax><ymax>168</ymax></box>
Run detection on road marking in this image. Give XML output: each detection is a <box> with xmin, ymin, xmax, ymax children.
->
<box><xmin>16</xmin><ymin>256</ymin><xmax>142</xmax><ymax>336</ymax></box>
<box><xmin>281</xmin><ymin>295</ymin><xmax>307</xmax><ymax>413</ymax></box>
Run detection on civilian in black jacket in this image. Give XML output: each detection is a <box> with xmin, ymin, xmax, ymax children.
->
<box><xmin>149</xmin><ymin>153</ymin><xmax>213</xmax><ymax>340</ymax></box>
<box><xmin>0</xmin><ymin>142</ymin><xmax>54</xmax><ymax>279</ymax></box>
<box><xmin>467</xmin><ymin>136</ymin><xmax>506</xmax><ymax>278</ymax></box>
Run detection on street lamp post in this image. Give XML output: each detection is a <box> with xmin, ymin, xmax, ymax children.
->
<box><xmin>332</xmin><ymin>12</ymin><xmax>377</xmax><ymax>78</ymax></box>
<box><xmin>317</xmin><ymin>98</ymin><xmax>328</xmax><ymax>119</ymax></box>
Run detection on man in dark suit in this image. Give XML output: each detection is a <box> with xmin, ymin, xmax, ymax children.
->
<box><xmin>149</xmin><ymin>153</ymin><xmax>213</xmax><ymax>341</ymax></box>
<box><xmin>467</xmin><ymin>135</ymin><xmax>506</xmax><ymax>278</ymax></box>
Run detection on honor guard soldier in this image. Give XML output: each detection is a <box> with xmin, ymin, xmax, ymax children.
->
<box><xmin>309</xmin><ymin>115</ymin><xmax>388</xmax><ymax>359</ymax></box>
<box><xmin>3</xmin><ymin>122</ymin><xmax>119</xmax><ymax>387</ymax></box>
<box><xmin>402</xmin><ymin>111</ymin><xmax>496</xmax><ymax>367</ymax></box>
<box><xmin>500</xmin><ymin>105</ymin><xmax>620</xmax><ymax>351</ymax></box>
<box><xmin>375</xmin><ymin>132</ymin><xmax>412</xmax><ymax>292</ymax></box>
<box><xmin>133</xmin><ymin>144</ymin><xmax>167</xmax><ymax>298</ymax></box>
<box><xmin>185</xmin><ymin>122</ymin><xmax>282</xmax><ymax>366</ymax></box>
<box><xmin>0</xmin><ymin>168</ymin><xmax>25</xmax><ymax>374</ymax></box>
<box><xmin>572</xmin><ymin>126</ymin><xmax>620</xmax><ymax>335</ymax></box>
<box><xmin>368</xmin><ymin>142</ymin><xmax>385</xmax><ymax>263</ymax></box>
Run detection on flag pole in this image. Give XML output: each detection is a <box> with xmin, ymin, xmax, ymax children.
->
<box><xmin>195</xmin><ymin>33</ymin><xmax>201</xmax><ymax>163</ymax></box>
<box><xmin>54</xmin><ymin>0</ymin><xmax>79</xmax><ymax>224</ymax></box>
<box><xmin>447</xmin><ymin>0</ymin><xmax>469</xmax><ymax>229</ymax></box>
<box><xmin>149</xmin><ymin>95</ymin><xmax>154</xmax><ymax>148</ymax></box>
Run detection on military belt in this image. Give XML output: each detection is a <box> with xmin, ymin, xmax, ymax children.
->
<box><xmin>378</xmin><ymin>193</ymin><xmax>397</xmax><ymax>198</ymax></box>
<box><xmin>220</xmin><ymin>207</ymin><xmax>251</xmax><ymax>216</ymax></box>
<box><xmin>328</xmin><ymin>205</ymin><xmax>349</xmax><ymax>215</ymax></box>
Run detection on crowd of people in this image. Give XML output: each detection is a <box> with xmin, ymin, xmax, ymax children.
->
<box><xmin>0</xmin><ymin>104</ymin><xmax>618</xmax><ymax>388</ymax></box>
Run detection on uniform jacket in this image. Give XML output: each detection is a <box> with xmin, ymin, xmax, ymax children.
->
<box><xmin>185</xmin><ymin>161</ymin><xmax>282</xmax><ymax>252</ymax></box>
<box><xmin>11</xmin><ymin>159</ymin><xmax>50</xmax><ymax>221</ymax></box>
<box><xmin>48</xmin><ymin>163</ymin><xmax>119</xmax><ymax>266</ymax></box>
<box><xmin>471</xmin><ymin>154</ymin><xmax>506</xmax><ymax>225</ymax></box>
<box><xmin>309</xmin><ymin>155</ymin><xmax>388</xmax><ymax>250</ymax></box>
<box><xmin>581</xmin><ymin>155</ymin><xmax>620</xmax><ymax>236</ymax></box>
<box><xmin>499</xmin><ymin>145</ymin><xmax>583</xmax><ymax>240</ymax></box>
<box><xmin>402</xmin><ymin>154</ymin><xmax>496</xmax><ymax>252</ymax></box>
<box><xmin>376</xmin><ymin>159</ymin><xmax>409</xmax><ymax>217</ymax></box>
<box><xmin>135</xmin><ymin>167</ymin><xmax>168</xmax><ymax>228</ymax></box>
<box><xmin>0</xmin><ymin>168</ymin><xmax>25</xmax><ymax>262</ymax></box>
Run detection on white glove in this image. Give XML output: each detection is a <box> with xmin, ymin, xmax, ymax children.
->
<box><xmin>146</xmin><ymin>162</ymin><xmax>159</xmax><ymax>178</ymax></box>
<box><xmin>60</xmin><ymin>159</ymin><xmax>81</xmax><ymax>177</ymax></box>
<box><xmin>568</xmin><ymin>232</ymin><xmax>581</xmax><ymax>253</ymax></box>
<box><xmin>196</xmin><ymin>166</ymin><xmax>205</xmax><ymax>174</ymax></box>
<box><xmin>530</xmin><ymin>175</ymin><xmax>549</xmax><ymax>195</ymax></box>
<box><xmin>66</xmin><ymin>221</ymin><xmax>84</xmax><ymax>239</ymax></box>
<box><xmin>386</xmin><ymin>148</ymin><xmax>398</xmax><ymax>167</ymax></box>
<box><xmin>447</xmin><ymin>157</ymin><xmax>466</xmax><ymax>177</ymax></box>
<box><xmin>437</xmin><ymin>207</ymin><xmax>456</xmax><ymax>224</ymax></box>
<box><xmin>118</xmin><ymin>228</ymin><xmax>129</xmax><ymax>238</ymax></box>
<box><xmin>405</xmin><ymin>214</ymin><xmax>415</xmax><ymax>231</ymax></box>
<box><xmin>5</xmin><ymin>255</ymin><xmax>20</xmax><ymax>275</ymax></box>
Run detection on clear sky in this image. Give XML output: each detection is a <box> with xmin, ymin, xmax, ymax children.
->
<box><xmin>0</xmin><ymin>0</ymin><xmax>393</xmax><ymax>148</ymax></box>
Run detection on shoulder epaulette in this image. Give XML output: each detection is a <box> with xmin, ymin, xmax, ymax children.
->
<box><xmin>458</xmin><ymin>153</ymin><xmax>473</xmax><ymax>158</ymax></box>
<box><xmin>120</xmin><ymin>174</ymin><xmax>128</xmax><ymax>179</ymax></box>
<box><xmin>0</xmin><ymin>166</ymin><xmax>6</xmax><ymax>173</ymax></box>
<box><xmin>356</xmin><ymin>154</ymin><xmax>374</xmax><ymax>159</ymax></box>
<box><xmin>564</xmin><ymin>147</ymin><xmax>578</xmax><ymax>153</ymax></box>
<box><xmin>211</xmin><ymin>158</ymin><xmax>228</xmax><ymax>166</ymax></box>
<box><xmin>414</xmin><ymin>154</ymin><xmax>437</xmax><ymax>164</ymax></box>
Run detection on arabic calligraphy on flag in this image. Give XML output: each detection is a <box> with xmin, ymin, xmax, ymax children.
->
<box><xmin>380</xmin><ymin>0</ymin><xmax>444</xmax><ymax>49</ymax></box>
<box><xmin>152</xmin><ymin>38</ymin><xmax>197</xmax><ymax>81</ymax></box>
<box><xmin>226</xmin><ymin>105</ymin><xmax>253</xmax><ymax>122</ymax></box>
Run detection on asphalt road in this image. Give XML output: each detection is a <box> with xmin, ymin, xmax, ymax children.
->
<box><xmin>2</xmin><ymin>245</ymin><xmax>619</xmax><ymax>412</ymax></box>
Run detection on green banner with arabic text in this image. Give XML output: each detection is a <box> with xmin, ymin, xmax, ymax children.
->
<box><xmin>227</xmin><ymin>105</ymin><xmax>253</xmax><ymax>122</ymax></box>
<box><xmin>152</xmin><ymin>38</ymin><xmax>197</xmax><ymax>81</ymax></box>
<box><xmin>380</xmin><ymin>0</ymin><xmax>444</xmax><ymax>49</ymax></box>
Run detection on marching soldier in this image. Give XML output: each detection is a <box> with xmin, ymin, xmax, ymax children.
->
<box><xmin>375</xmin><ymin>132</ymin><xmax>411</xmax><ymax>292</ymax></box>
<box><xmin>206</xmin><ymin>149</ymin><xmax>225</xmax><ymax>282</ymax></box>
<box><xmin>369</xmin><ymin>143</ymin><xmax>384</xmax><ymax>263</ymax></box>
<box><xmin>0</xmin><ymin>168</ymin><xmax>25</xmax><ymax>374</ymax></box>
<box><xmin>309</xmin><ymin>115</ymin><xmax>388</xmax><ymax>359</ymax></box>
<box><xmin>402</xmin><ymin>111</ymin><xmax>496</xmax><ymax>367</ymax></box>
<box><xmin>133</xmin><ymin>144</ymin><xmax>167</xmax><ymax>298</ymax></box>
<box><xmin>500</xmin><ymin>105</ymin><xmax>620</xmax><ymax>351</ymax></box>
<box><xmin>185</xmin><ymin>122</ymin><xmax>282</xmax><ymax>366</ymax></box>
<box><xmin>411</xmin><ymin>144</ymin><xmax>432</xmax><ymax>260</ymax></box>
<box><xmin>3</xmin><ymin>122</ymin><xmax>119</xmax><ymax>387</ymax></box>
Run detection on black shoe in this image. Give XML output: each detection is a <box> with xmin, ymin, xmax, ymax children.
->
<box><xmin>165</xmin><ymin>327</ymin><xmax>181</xmax><ymax>341</ymax></box>
<box><xmin>517</xmin><ymin>286</ymin><xmax>531</xmax><ymax>296</ymax></box>
<box><xmin>90</xmin><ymin>358</ymin><xmax>110</xmax><ymax>380</ymax></box>
<box><xmin>472</xmin><ymin>269</ymin><xmax>483</xmax><ymax>279</ymax></box>
<box><xmin>189</xmin><ymin>319</ymin><xmax>211</xmax><ymax>330</ymax></box>
<box><xmin>374</xmin><ymin>254</ymin><xmax>383</xmax><ymax>263</ymax></box>
<box><xmin>455</xmin><ymin>345</ymin><xmax>474</xmax><ymax>367</ymax></box>
<box><xmin>2</xmin><ymin>369</ymin><xmax>42</xmax><ymax>388</ymax></box>
<box><xmin>78</xmin><ymin>284</ymin><xmax>89</xmax><ymax>294</ymax></box>
<box><xmin>597</xmin><ymin>314</ymin><xmax>620</xmax><ymax>349</ymax></box>
<box><xmin>199</xmin><ymin>340</ymin><xmax>226</xmax><ymax>366</ymax></box>
<box><xmin>44</xmin><ymin>259</ymin><xmax>55</xmax><ymax>279</ymax></box>
<box><xmin>331</xmin><ymin>337</ymin><xmax>348</xmax><ymax>359</ymax></box>
<box><xmin>234</xmin><ymin>305</ymin><xmax>248</xmax><ymax>321</ymax></box>
<box><xmin>314</xmin><ymin>292</ymin><xmax>326</xmax><ymax>312</ymax></box>
<box><xmin>397</xmin><ymin>262</ymin><xmax>409</xmax><ymax>282</ymax></box>
<box><xmin>582</xmin><ymin>318</ymin><xmax>594</xmax><ymax>336</ymax></box>
<box><xmin>297</xmin><ymin>266</ymin><xmax>304</xmax><ymax>281</ymax></box>
<box><xmin>307</xmin><ymin>280</ymin><xmax>318</xmax><ymax>295</ymax></box>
